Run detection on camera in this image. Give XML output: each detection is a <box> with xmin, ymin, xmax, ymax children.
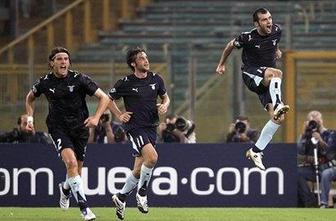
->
<box><xmin>235</xmin><ymin>121</ymin><xmax>247</xmax><ymax>133</ymax></box>
<box><xmin>305</xmin><ymin>120</ymin><xmax>320</xmax><ymax>138</ymax></box>
<box><xmin>307</xmin><ymin>120</ymin><xmax>319</xmax><ymax>131</ymax></box>
<box><xmin>175</xmin><ymin>116</ymin><xmax>195</xmax><ymax>136</ymax></box>
<box><xmin>166</xmin><ymin>123</ymin><xmax>176</xmax><ymax>132</ymax></box>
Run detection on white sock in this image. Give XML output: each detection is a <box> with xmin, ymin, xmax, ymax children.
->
<box><xmin>269</xmin><ymin>77</ymin><xmax>282</xmax><ymax>107</ymax></box>
<box><xmin>255</xmin><ymin>120</ymin><xmax>280</xmax><ymax>150</ymax></box>
<box><xmin>120</xmin><ymin>174</ymin><xmax>139</xmax><ymax>195</ymax></box>
<box><xmin>63</xmin><ymin>174</ymin><xmax>71</xmax><ymax>190</ymax></box>
<box><xmin>67</xmin><ymin>175</ymin><xmax>87</xmax><ymax>203</ymax></box>
<box><xmin>137</xmin><ymin>164</ymin><xmax>153</xmax><ymax>195</ymax></box>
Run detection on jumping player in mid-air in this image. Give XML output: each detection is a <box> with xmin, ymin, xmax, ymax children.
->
<box><xmin>216</xmin><ymin>8</ymin><xmax>290</xmax><ymax>170</ymax></box>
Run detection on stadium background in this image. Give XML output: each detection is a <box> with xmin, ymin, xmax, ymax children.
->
<box><xmin>0</xmin><ymin>0</ymin><xmax>335</xmax><ymax>143</ymax></box>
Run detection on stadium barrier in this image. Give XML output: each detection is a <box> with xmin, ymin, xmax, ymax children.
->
<box><xmin>0</xmin><ymin>143</ymin><xmax>297</xmax><ymax>207</ymax></box>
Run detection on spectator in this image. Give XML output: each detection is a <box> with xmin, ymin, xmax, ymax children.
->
<box><xmin>320</xmin><ymin>130</ymin><xmax>336</xmax><ymax>208</ymax></box>
<box><xmin>226</xmin><ymin>116</ymin><xmax>260</xmax><ymax>143</ymax></box>
<box><xmin>158</xmin><ymin>114</ymin><xmax>187</xmax><ymax>143</ymax></box>
<box><xmin>297</xmin><ymin>110</ymin><xmax>335</xmax><ymax>207</ymax></box>
<box><xmin>88</xmin><ymin>111</ymin><xmax>127</xmax><ymax>144</ymax></box>
<box><xmin>0</xmin><ymin>114</ymin><xmax>51</xmax><ymax>144</ymax></box>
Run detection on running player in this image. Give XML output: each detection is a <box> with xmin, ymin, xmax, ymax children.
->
<box><xmin>25</xmin><ymin>46</ymin><xmax>110</xmax><ymax>221</ymax></box>
<box><xmin>108</xmin><ymin>47</ymin><xmax>170</xmax><ymax>220</ymax></box>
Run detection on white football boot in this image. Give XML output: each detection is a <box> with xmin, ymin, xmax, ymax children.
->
<box><xmin>81</xmin><ymin>207</ymin><xmax>96</xmax><ymax>221</ymax></box>
<box><xmin>273</xmin><ymin>103</ymin><xmax>290</xmax><ymax>120</ymax></box>
<box><xmin>246</xmin><ymin>148</ymin><xmax>266</xmax><ymax>170</ymax></box>
<box><xmin>58</xmin><ymin>183</ymin><xmax>70</xmax><ymax>210</ymax></box>
<box><xmin>136</xmin><ymin>192</ymin><xmax>149</xmax><ymax>214</ymax></box>
<box><xmin>112</xmin><ymin>194</ymin><xmax>126</xmax><ymax>220</ymax></box>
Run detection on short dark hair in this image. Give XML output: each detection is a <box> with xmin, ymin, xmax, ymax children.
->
<box><xmin>48</xmin><ymin>46</ymin><xmax>70</xmax><ymax>61</ymax></box>
<box><xmin>126</xmin><ymin>47</ymin><xmax>146</xmax><ymax>71</ymax></box>
<box><xmin>253</xmin><ymin>8</ymin><xmax>269</xmax><ymax>22</ymax></box>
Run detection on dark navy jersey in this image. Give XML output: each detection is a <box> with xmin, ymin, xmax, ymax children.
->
<box><xmin>108</xmin><ymin>72</ymin><xmax>167</xmax><ymax>131</ymax></box>
<box><xmin>233</xmin><ymin>24</ymin><xmax>282</xmax><ymax>69</ymax></box>
<box><xmin>31</xmin><ymin>70</ymin><xmax>98</xmax><ymax>129</ymax></box>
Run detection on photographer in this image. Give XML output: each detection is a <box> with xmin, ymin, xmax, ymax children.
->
<box><xmin>297</xmin><ymin>110</ymin><xmax>335</xmax><ymax>207</ymax></box>
<box><xmin>175</xmin><ymin>116</ymin><xmax>196</xmax><ymax>143</ymax></box>
<box><xmin>88</xmin><ymin>111</ymin><xmax>127</xmax><ymax>144</ymax></box>
<box><xmin>0</xmin><ymin>114</ymin><xmax>51</xmax><ymax>144</ymax></box>
<box><xmin>158</xmin><ymin>114</ymin><xmax>188</xmax><ymax>143</ymax></box>
<box><xmin>226</xmin><ymin>116</ymin><xmax>259</xmax><ymax>143</ymax></box>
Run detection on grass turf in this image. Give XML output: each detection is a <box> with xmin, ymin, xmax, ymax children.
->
<box><xmin>0</xmin><ymin>207</ymin><xmax>335</xmax><ymax>221</ymax></box>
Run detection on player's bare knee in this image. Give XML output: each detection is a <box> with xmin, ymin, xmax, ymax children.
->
<box><xmin>146</xmin><ymin>153</ymin><xmax>158</xmax><ymax>167</ymax></box>
<box><xmin>276</xmin><ymin>69</ymin><xmax>283</xmax><ymax>78</ymax></box>
<box><xmin>270</xmin><ymin>69</ymin><xmax>282</xmax><ymax>78</ymax></box>
<box><xmin>64</xmin><ymin>159</ymin><xmax>78</xmax><ymax>170</ymax></box>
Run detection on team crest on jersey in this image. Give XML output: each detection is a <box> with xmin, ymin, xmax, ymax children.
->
<box><xmin>272</xmin><ymin>39</ymin><xmax>277</xmax><ymax>46</ymax></box>
<box><xmin>68</xmin><ymin>85</ymin><xmax>75</xmax><ymax>92</ymax></box>
<box><xmin>248</xmin><ymin>35</ymin><xmax>252</xmax><ymax>41</ymax></box>
<box><xmin>149</xmin><ymin>83</ymin><xmax>156</xmax><ymax>90</ymax></box>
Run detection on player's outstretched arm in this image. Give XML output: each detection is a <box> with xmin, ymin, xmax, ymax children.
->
<box><xmin>25</xmin><ymin>90</ymin><xmax>36</xmax><ymax>132</ymax></box>
<box><xmin>216</xmin><ymin>39</ymin><xmax>235</xmax><ymax>75</ymax></box>
<box><xmin>85</xmin><ymin>88</ymin><xmax>110</xmax><ymax>127</ymax></box>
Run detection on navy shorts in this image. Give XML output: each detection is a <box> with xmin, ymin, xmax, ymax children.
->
<box><xmin>49</xmin><ymin>125</ymin><xmax>89</xmax><ymax>161</ymax></box>
<box><xmin>127</xmin><ymin>127</ymin><xmax>157</xmax><ymax>157</ymax></box>
<box><xmin>242</xmin><ymin>66</ymin><xmax>272</xmax><ymax>108</ymax></box>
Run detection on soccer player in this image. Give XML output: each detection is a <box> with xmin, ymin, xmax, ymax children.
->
<box><xmin>25</xmin><ymin>46</ymin><xmax>110</xmax><ymax>221</ymax></box>
<box><xmin>108</xmin><ymin>47</ymin><xmax>170</xmax><ymax>220</ymax></box>
<box><xmin>216</xmin><ymin>8</ymin><xmax>290</xmax><ymax>170</ymax></box>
